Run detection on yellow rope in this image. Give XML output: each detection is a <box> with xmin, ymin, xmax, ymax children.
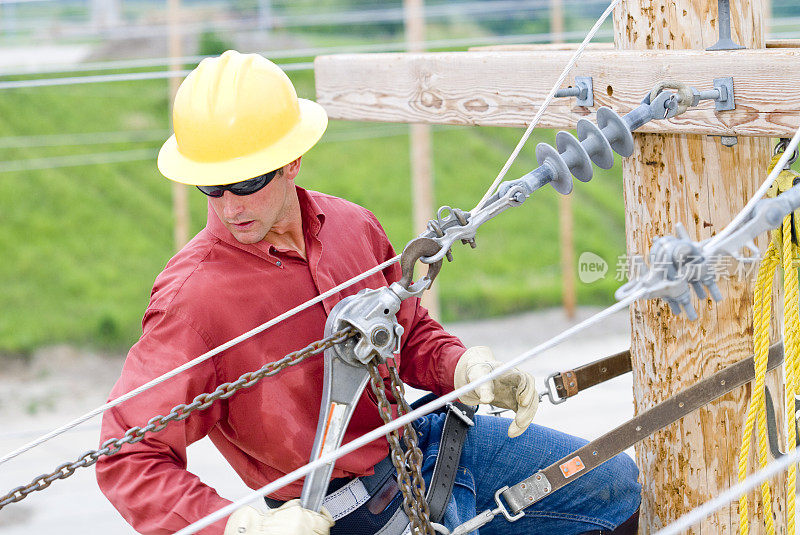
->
<box><xmin>738</xmin><ymin>152</ymin><xmax>800</xmax><ymax>534</ymax></box>
<box><xmin>782</xmin><ymin>218</ymin><xmax>798</xmax><ymax>535</ymax></box>
<box><xmin>738</xmin><ymin>241</ymin><xmax>778</xmax><ymax>535</ymax></box>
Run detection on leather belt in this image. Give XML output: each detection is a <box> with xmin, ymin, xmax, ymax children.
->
<box><xmin>499</xmin><ymin>342</ymin><xmax>785</xmax><ymax>516</ymax></box>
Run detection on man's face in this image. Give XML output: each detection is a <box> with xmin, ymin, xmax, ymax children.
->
<box><xmin>208</xmin><ymin>168</ymin><xmax>292</xmax><ymax>245</ymax></box>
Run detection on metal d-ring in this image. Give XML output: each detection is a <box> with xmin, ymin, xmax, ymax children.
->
<box><xmin>398</xmin><ymin>237</ymin><xmax>444</xmax><ymax>291</ymax></box>
<box><xmin>775</xmin><ymin>138</ymin><xmax>799</xmax><ymax>169</ymax></box>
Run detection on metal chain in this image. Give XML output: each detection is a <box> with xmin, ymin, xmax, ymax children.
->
<box><xmin>367</xmin><ymin>360</ymin><xmax>434</xmax><ymax>535</ymax></box>
<box><xmin>0</xmin><ymin>328</ymin><xmax>355</xmax><ymax>510</ymax></box>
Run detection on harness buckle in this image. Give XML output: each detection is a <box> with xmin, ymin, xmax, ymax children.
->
<box><xmin>539</xmin><ymin>372</ymin><xmax>567</xmax><ymax>405</ymax></box>
<box><xmin>493</xmin><ymin>486</ymin><xmax>525</xmax><ymax>522</ymax></box>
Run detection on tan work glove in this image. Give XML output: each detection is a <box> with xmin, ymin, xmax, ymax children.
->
<box><xmin>224</xmin><ymin>500</ymin><xmax>334</xmax><ymax>535</ymax></box>
<box><xmin>454</xmin><ymin>346</ymin><xmax>539</xmax><ymax>438</ymax></box>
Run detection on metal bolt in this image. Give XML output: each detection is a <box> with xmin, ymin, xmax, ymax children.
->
<box><xmin>371</xmin><ymin>327</ymin><xmax>390</xmax><ymax>347</ymax></box>
<box><xmin>706</xmin><ymin>0</ymin><xmax>745</xmax><ymax>51</ymax></box>
<box><xmin>721</xmin><ymin>136</ymin><xmax>738</xmax><ymax>147</ymax></box>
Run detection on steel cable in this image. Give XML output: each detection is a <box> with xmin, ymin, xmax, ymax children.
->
<box><xmin>175</xmin><ymin>292</ymin><xmax>643</xmax><ymax>534</ymax></box>
<box><xmin>472</xmin><ymin>0</ymin><xmax>622</xmax><ymax>212</ymax></box>
<box><xmin>704</xmin><ymin>125</ymin><xmax>800</xmax><ymax>253</ymax></box>
<box><xmin>0</xmin><ymin>255</ymin><xmax>399</xmax><ymax>467</ymax></box>
<box><xmin>656</xmin><ymin>444</ymin><xmax>800</xmax><ymax>535</ymax></box>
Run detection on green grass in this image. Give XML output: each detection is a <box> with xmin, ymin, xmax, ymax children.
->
<box><xmin>0</xmin><ymin>66</ymin><xmax>626</xmax><ymax>354</ymax></box>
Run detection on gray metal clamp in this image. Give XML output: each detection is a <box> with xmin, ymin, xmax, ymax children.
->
<box><xmin>616</xmin><ymin>184</ymin><xmax>800</xmax><ymax>320</ymax></box>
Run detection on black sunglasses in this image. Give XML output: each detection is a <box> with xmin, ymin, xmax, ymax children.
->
<box><xmin>196</xmin><ymin>170</ymin><xmax>278</xmax><ymax>197</ymax></box>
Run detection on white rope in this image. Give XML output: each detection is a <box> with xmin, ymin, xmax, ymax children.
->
<box><xmin>703</xmin><ymin>124</ymin><xmax>800</xmax><ymax>252</ymax></box>
<box><xmin>472</xmin><ymin>0</ymin><xmax>622</xmax><ymax>212</ymax></box>
<box><xmin>655</xmin><ymin>445</ymin><xmax>800</xmax><ymax>535</ymax></box>
<box><xmin>176</xmin><ymin>292</ymin><xmax>642</xmax><ymax>534</ymax></box>
<box><xmin>0</xmin><ymin>256</ymin><xmax>399</xmax><ymax>467</ymax></box>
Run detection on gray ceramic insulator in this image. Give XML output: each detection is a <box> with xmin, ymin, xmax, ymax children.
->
<box><xmin>576</xmin><ymin>118</ymin><xmax>614</xmax><ymax>170</ymax></box>
<box><xmin>597</xmin><ymin>106</ymin><xmax>635</xmax><ymax>157</ymax></box>
<box><xmin>535</xmin><ymin>143</ymin><xmax>573</xmax><ymax>195</ymax></box>
<box><xmin>556</xmin><ymin>131</ymin><xmax>593</xmax><ymax>182</ymax></box>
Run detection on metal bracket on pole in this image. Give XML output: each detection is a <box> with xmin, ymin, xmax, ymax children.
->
<box><xmin>707</xmin><ymin>0</ymin><xmax>745</xmax><ymax>51</ymax></box>
<box><xmin>554</xmin><ymin>76</ymin><xmax>593</xmax><ymax>108</ymax></box>
<box><xmin>689</xmin><ymin>77</ymin><xmax>735</xmax><ymax>112</ymax></box>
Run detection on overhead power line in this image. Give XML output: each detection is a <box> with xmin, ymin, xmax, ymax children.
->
<box><xmin>0</xmin><ymin>124</ymin><xmax>465</xmax><ymax>173</ymax></box>
<box><xmin>0</xmin><ymin>29</ymin><xmax>616</xmax><ymax>89</ymax></box>
<box><xmin>0</xmin><ymin>29</ymin><xmax>610</xmax><ymax>77</ymax></box>
<box><xmin>2</xmin><ymin>0</ymin><xmax>600</xmax><ymax>40</ymax></box>
<box><xmin>0</xmin><ymin>61</ymin><xmax>314</xmax><ymax>90</ymax></box>
<box><xmin>0</xmin><ymin>148</ymin><xmax>157</xmax><ymax>173</ymax></box>
<box><xmin>0</xmin><ymin>129</ymin><xmax>169</xmax><ymax>148</ymax></box>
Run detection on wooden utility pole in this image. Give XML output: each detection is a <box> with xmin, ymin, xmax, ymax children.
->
<box><xmin>613</xmin><ymin>1</ymin><xmax>777</xmax><ymax>532</ymax></box>
<box><xmin>168</xmin><ymin>0</ymin><xmax>189</xmax><ymax>250</ymax></box>
<box><xmin>551</xmin><ymin>0</ymin><xmax>576</xmax><ymax>319</ymax></box>
<box><xmin>403</xmin><ymin>0</ymin><xmax>440</xmax><ymax>319</ymax></box>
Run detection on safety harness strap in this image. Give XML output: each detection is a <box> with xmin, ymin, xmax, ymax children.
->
<box><xmin>425</xmin><ymin>402</ymin><xmax>476</xmax><ymax>523</ymax></box>
<box><xmin>550</xmin><ymin>349</ymin><xmax>632</xmax><ymax>401</ymax></box>
<box><xmin>499</xmin><ymin>342</ymin><xmax>784</xmax><ymax>516</ymax></box>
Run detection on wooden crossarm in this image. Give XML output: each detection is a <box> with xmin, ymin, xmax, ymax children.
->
<box><xmin>314</xmin><ymin>49</ymin><xmax>800</xmax><ymax>137</ymax></box>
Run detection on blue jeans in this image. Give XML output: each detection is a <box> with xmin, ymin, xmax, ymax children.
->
<box><xmin>413</xmin><ymin>413</ymin><xmax>641</xmax><ymax>534</ymax></box>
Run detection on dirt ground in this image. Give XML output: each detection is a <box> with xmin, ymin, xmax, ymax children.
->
<box><xmin>0</xmin><ymin>307</ymin><xmax>633</xmax><ymax>533</ymax></box>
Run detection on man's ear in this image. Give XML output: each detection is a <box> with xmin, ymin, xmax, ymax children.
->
<box><xmin>282</xmin><ymin>157</ymin><xmax>302</xmax><ymax>181</ymax></box>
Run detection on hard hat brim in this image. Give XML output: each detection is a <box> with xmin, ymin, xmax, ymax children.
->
<box><xmin>156</xmin><ymin>98</ymin><xmax>328</xmax><ymax>186</ymax></box>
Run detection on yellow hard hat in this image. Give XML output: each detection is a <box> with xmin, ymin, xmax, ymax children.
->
<box><xmin>157</xmin><ymin>50</ymin><xmax>328</xmax><ymax>186</ymax></box>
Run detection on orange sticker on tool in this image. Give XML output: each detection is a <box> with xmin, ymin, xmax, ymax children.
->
<box><xmin>559</xmin><ymin>456</ymin><xmax>585</xmax><ymax>478</ymax></box>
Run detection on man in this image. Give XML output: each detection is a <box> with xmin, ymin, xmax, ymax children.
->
<box><xmin>96</xmin><ymin>50</ymin><xmax>640</xmax><ymax>535</ymax></box>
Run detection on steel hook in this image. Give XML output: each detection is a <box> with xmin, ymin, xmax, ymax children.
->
<box><xmin>398</xmin><ymin>237</ymin><xmax>444</xmax><ymax>291</ymax></box>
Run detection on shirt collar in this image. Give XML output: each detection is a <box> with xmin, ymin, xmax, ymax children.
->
<box><xmin>205</xmin><ymin>186</ymin><xmax>326</xmax><ymax>257</ymax></box>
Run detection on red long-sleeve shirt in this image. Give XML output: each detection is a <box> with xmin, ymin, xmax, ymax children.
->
<box><xmin>96</xmin><ymin>187</ymin><xmax>465</xmax><ymax>534</ymax></box>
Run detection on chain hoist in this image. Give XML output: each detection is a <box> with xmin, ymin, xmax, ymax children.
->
<box><xmin>299</xmin><ymin>246</ymin><xmax>440</xmax><ymax>534</ymax></box>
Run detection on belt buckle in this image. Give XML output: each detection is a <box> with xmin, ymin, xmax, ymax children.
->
<box><xmin>446</xmin><ymin>402</ymin><xmax>475</xmax><ymax>426</ymax></box>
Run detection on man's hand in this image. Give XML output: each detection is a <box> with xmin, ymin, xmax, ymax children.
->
<box><xmin>224</xmin><ymin>500</ymin><xmax>334</xmax><ymax>535</ymax></box>
<box><xmin>454</xmin><ymin>346</ymin><xmax>539</xmax><ymax>438</ymax></box>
